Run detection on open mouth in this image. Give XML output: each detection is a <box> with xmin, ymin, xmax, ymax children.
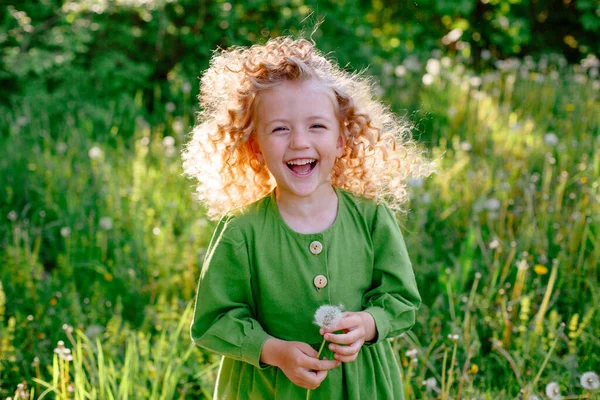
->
<box><xmin>286</xmin><ymin>158</ymin><xmax>317</xmax><ymax>175</ymax></box>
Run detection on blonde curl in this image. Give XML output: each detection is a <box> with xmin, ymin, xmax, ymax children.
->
<box><xmin>182</xmin><ymin>37</ymin><xmax>435</xmax><ymax>219</ymax></box>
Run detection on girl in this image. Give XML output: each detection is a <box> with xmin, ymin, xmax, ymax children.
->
<box><xmin>183</xmin><ymin>36</ymin><xmax>433</xmax><ymax>399</ymax></box>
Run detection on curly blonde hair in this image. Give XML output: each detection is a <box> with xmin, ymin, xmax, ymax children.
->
<box><xmin>182</xmin><ymin>36</ymin><xmax>434</xmax><ymax>219</ymax></box>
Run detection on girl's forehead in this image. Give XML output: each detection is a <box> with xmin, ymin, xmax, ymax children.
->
<box><xmin>254</xmin><ymin>79</ymin><xmax>338</xmax><ymax>120</ymax></box>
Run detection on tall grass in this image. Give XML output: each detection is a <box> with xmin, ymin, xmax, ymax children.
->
<box><xmin>1</xmin><ymin>53</ymin><xmax>599</xmax><ymax>398</ymax></box>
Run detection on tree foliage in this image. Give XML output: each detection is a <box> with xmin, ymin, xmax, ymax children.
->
<box><xmin>0</xmin><ymin>0</ymin><xmax>598</xmax><ymax>116</ymax></box>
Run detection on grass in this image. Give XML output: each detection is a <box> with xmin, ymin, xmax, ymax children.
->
<box><xmin>1</xmin><ymin>52</ymin><xmax>599</xmax><ymax>399</ymax></box>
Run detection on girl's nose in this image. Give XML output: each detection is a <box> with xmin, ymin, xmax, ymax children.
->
<box><xmin>289</xmin><ymin>129</ymin><xmax>310</xmax><ymax>149</ymax></box>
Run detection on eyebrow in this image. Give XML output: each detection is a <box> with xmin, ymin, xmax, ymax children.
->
<box><xmin>264</xmin><ymin>116</ymin><xmax>333</xmax><ymax>125</ymax></box>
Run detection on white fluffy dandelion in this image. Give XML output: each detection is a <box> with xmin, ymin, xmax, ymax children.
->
<box><xmin>313</xmin><ymin>304</ymin><xmax>343</xmax><ymax>330</ymax></box>
<box><xmin>307</xmin><ymin>304</ymin><xmax>344</xmax><ymax>400</ymax></box>
<box><xmin>581</xmin><ymin>371</ymin><xmax>600</xmax><ymax>391</ymax></box>
<box><xmin>545</xmin><ymin>382</ymin><xmax>561</xmax><ymax>400</ymax></box>
<box><xmin>423</xmin><ymin>377</ymin><xmax>439</xmax><ymax>392</ymax></box>
<box><xmin>99</xmin><ymin>216</ymin><xmax>113</xmax><ymax>230</ymax></box>
<box><xmin>544</xmin><ymin>132</ymin><xmax>559</xmax><ymax>146</ymax></box>
<box><xmin>88</xmin><ymin>146</ymin><xmax>103</xmax><ymax>160</ymax></box>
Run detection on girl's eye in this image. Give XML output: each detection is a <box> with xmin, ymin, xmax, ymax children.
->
<box><xmin>311</xmin><ymin>124</ymin><xmax>326</xmax><ymax>129</ymax></box>
<box><xmin>272</xmin><ymin>126</ymin><xmax>288</xmax><ymax>133</ymax></box>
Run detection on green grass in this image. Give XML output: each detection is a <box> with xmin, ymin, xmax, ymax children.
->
<box><xmin>1</xmin><ymin>54</ymin><xmax>599</xmax><ymax>399</ymax></box>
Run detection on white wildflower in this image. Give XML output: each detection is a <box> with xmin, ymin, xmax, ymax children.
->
<box><xmin>88</xmin><ymin>146</ymin><xmax>103</xmax><ymax>159</ymax></box>
<box><xmin>426</xmin><ymin>59</ymin><xmax>441</xmax><ymax>76</ymax></box>
<box><xmin>469</xmin><ymin>76</ymin><xmax>482</xmax><ymax>87</ymax></box>
<box><xmin>56</xmin><ymin>142</ymin><xmax>68</xmax><ymax>153</ymax></box>
<box><xmin>545</xmin><ymin>382</ymin><xmax>562</xmax><ymax>400</ymax></box>
<box><xmin>460</xmin><ymin>141</ymin><xmax>472</xmax><ymax>151</ymax></box>
<box><xmin>423</xmin><ymin>377</ymin><xmax>438</xmax><ymax>392</ymax></box>
<box><xmin>484</xmin><ymin>198</ymin><xmax>501</xmax><ymax>211</ymax></box>
<box><xmin>581</xmin><ymin>371</ymin><xmax>600</xmax><ymax>391</ymax></box>
<box><xmin>182</xmin><ymin>81</ymin><xmax>192</xmax><ymax>93</ymax></box>
<box><xmin>165</xmin><ymin>102</ymin><xmax>176</xmax><ymax>112</ymax></box>
<box><xmin>544</xmin><ymin>132</ymin><xmax>559</xmax><ymax>146</ymax></box>
<box><xmin>403</xmin><ymin>55</ymin><xmax>421</xmax><ymax>72</ymax></box>
<box><xmin>99</xmin><ymin>216</ymin><xmax>113</xmax><ymax>230</ymax></box>
<box><xmin>422</xmin><ymin>74</ymin><xmax>434</xmax><ymax>86</ymax></box>
<box><xmin>7</xmin><ymin>210</ymin><xmax>18</xmax><ymax>221</ymax></box>
<box><xmin>405</xmin><ymin>348</ymin><xmax>418</xmax><ymax>359</ymax></box>
<box><xmin>60</xmin><ymin>227</ymin><xmax>71</xmax><ymax>237</ymax></box>
<box><xmin>172</xmin><ymin>117</ymin><xmax>184</xmax><ymax>135</ymax></box>
<box><xmin>314</xmin><ymin>304</ymin><xmax>343</xmax><ymax>330</ymax></box>
<box><xmin>394</xmin><ymin>65</ymin><xmax>407</xmax><ymax>77</ymax></box>
<box><xmin>442</xmin><ymin>28</ymin><xmax>462</xmax><ymax>45</ymax></box>
<box><xmin>162</xmin><ymin>136</ymin><xmax>175</xmax><ymax>147</ymax></box>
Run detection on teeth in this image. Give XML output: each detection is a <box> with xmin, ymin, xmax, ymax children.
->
<box><xmin>286</xmin><ymin>158</ymin><xmax>316</xmax><ymax>166</ymax></box>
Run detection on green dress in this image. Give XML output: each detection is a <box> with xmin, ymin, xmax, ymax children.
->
<box><xmin>191</xmin><ymin>187</ymin><xmax>421</xmax><ymax>399</ymax></box>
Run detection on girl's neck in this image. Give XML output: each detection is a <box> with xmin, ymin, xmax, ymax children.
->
<box><xmin>275</xmin><ymin>186</ymin><xmax>339</xmax><ymax>234</ymax></box>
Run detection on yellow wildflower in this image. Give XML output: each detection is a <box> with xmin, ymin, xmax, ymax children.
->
<box><xmin>468</xmin><ymin>364</ymin><xmax>479</xmax><ymax>374</ymax></box>
<box><xmin>534</xmin><ymin>264</ymin><xmax>548</xmax><ymax>275</ymax></box>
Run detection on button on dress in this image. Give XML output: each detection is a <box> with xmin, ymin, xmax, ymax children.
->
<box><xmin>191</xmin><ymin>187</ymin><xmax>421</xmax><ymax>399</ymax></box>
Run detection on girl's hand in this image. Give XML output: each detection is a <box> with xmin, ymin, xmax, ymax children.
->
<box><xmin>319</xmin><ymin>311</ymin><xmax>377</xmax><ymax>363</ymax></box>
<box><xmin>261</xmin><ymin>338</ymin><xmax>340</xmax><ymax>389</ymax></box>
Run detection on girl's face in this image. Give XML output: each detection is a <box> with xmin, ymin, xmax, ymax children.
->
<box><xmin>251</xmin><ymin>79</ymin><xmax>345</xmax><ymax>202</ymax></box>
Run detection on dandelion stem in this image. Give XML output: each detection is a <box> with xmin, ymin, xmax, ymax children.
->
<box><xmin>316</xmin><ymin>337</ymin><xmax>327</xmax><ymax>359</ymax></box>
<box><xmin>307</xmin><ymin>338</ymin><xmax>328</xmax><ymax>400</ymax></box>
<box><xmin>531</xmin><ymin>326</ymin><xmax>561</xmax><ymax>391</ymax></box>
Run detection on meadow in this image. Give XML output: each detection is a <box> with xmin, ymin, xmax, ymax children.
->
<box><xmin>1</xmin><ymin>51</ymin><xmax>599</xmax><ymax>399</ymax></box>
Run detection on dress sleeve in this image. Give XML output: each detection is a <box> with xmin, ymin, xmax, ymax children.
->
<box><xmin>190</xmin><ymin>215</ymin><xmax>272</xmax><ymax>368</ymax></box>
<box><xmin>362</xmin><ymin>204</ymin><xmax>421</xmax><ymax>345</ymax></box>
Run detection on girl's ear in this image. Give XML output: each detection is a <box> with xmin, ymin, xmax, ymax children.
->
<box><xmin>336</xmin><ymin>130</ymin><xmax>346</xmax><ymax>157</ymax></box>
<box><xmin>249</xmin><ymin>135</ymin><xmax>264</xmax><ymax>163</ymax></box>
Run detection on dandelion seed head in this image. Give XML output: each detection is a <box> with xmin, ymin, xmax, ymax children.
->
<box><xmin>484</xmin><ymin>198</ymin><xmax>501</xmax><ymax>211</ymax></box>
<box><xmin>423</xmin><ymin>377</ymin><xmax>438</xmax><ymax>390</ymax></box>
<box><xmin>460</xmin><ymin>141</ymin><xmax>472</xmax><ymax>151</ymax></box>
<box><xmin>394</xmin><ymin>65</ymin><xmax>407</xmax><ymax>77</ymax></box>
<box><xmin>405</xmin><ymin>348</ymin><xmax>418</xmax><ymax>358</ymax></box>
<box><xmin>422</xmin><ymin>74</ymin><xmax>434</xmax><ymax>86</ymax></box>
<box><xmin>56</xmin><ymin>142</ymin><xmax>68</xmax><ymax>153</ymax></box>
<box><xmin>313</xmin><ymin>304</ymin><xmax>343</xmax><ymax>329</ymax></box>
<box><xmin>60</xmin><ymin>227</ymin><xmax>71</xmax><ymax>237</ymax></box>
<box><xmin>544</xmin><ymin>132</ymin><xmax>559</xmax><ymax>146</ymax></box>
<box><xmin>581</xmin><ymin>371</ymin><xmax>600</xmax><ymax>391</ymax></box>
<box><xmin>88</xmin><ymin>146</ymin><xmax>103</xmax><ymax>159</ymax></box>
<box><xmin>545</xmin><ymin>382</ymin><xmax>561</xmax><ymax>399</ymax></box>
<box><xmin>99</xmin><ymin>216</ymin><xmax>113</xmax><ymax>230</ymax></box>
<box><xmin>162</xmin><ymin>136</ymin><xmax>175</xmax><ymax>147</ymax></box>
<box><xmin>7</xmin><ymin>210</ymin><xmax>17</xmax><ymax>221</ymax></box>
<box><xmin>426</xmin><ymin>59</ymin><xmax>441</xmax><ymax>76</ymax></box>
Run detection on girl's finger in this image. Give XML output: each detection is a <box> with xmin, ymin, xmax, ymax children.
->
<box><xmin>325</xmin><ymin>329</ymin><xmax>361</xmax><ymax>345</ymax></box>
<box><xmin>305</xmin><ymin>355</ymin><xmax>339</xmax><ymax>371</ymax></box>
<box><xmin>334</xmin><ymin>352</ymin><xmax>359</xmax><ymax>363</ymax></box>
<box><xmin>329</xmin><ymin>339</ymin><xmax>363</xmax><ymax>356</ymax></box>
<box><xmin>322</xmin><ymin>314</ymin><xmax>362</xmax><ymax>333</ymax></box>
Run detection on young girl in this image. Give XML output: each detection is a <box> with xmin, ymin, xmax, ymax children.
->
<box><xmin>183</xmin><ymin>36</ymin><xmax>433</xmax><ymax>399</ymax></box>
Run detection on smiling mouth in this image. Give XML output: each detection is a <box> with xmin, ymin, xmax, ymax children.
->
<box><xmin>286</xmin><ymin>158</ymin><xmax>317</xmax><ymax>175</ymax></box>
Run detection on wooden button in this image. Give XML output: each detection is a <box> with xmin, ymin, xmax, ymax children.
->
<box><xmin>309</xmin><ymin>241</ymin><xmax>323</xmax><ymax>255</ymax></box>
<box><xmin>314</xmin><ymin>275</ymin><xmax>328</xmax><ymax>289</ymax></box>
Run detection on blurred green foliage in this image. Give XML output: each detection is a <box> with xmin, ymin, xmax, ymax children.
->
<box><xmin>1</xmin><ymin>0</ymin><xmax>599</xmax><ymax>398</ymax></box>
<box><xmin>1</xmin><ymin>0</ymin><xmax>599</xmax><ymax>119</ymax></box>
